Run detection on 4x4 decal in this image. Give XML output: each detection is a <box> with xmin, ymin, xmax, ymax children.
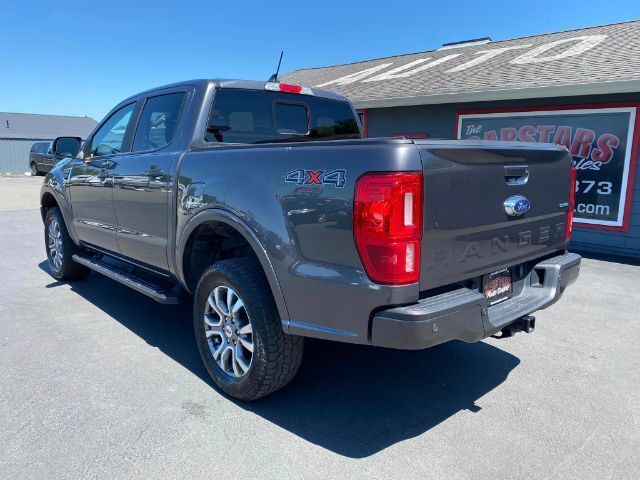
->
<box><xmin>285</xmin><ymin>169</ymin><xmax>346</xmax><ymax>188</ymax></box>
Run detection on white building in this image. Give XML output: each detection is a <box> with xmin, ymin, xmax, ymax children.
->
<box><xmin>0</xmin><ymin>112</ymin><xmax>97</xmax><ymax>174</ymax></box>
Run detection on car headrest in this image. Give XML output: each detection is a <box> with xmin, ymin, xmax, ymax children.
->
<box><xmin>229</xmin><ymin>112</ymin><xmax>254</xmax><ymax>132</ymax></box>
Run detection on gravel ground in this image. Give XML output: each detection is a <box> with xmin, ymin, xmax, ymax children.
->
<box><xmin>0</xmin><ymin>178</ymin><xmax>638</xmax><ymax>479</ymax></box>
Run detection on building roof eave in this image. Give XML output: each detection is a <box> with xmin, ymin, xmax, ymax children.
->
<box><xmin>352</xmin><ymin>79</ymin><xmax>640</xmax><ymax>110</ymax></box>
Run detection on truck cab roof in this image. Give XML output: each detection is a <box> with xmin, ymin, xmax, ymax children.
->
<box><xmin>121</xmin><ymin>79</ymin><xmax>350</xmax><ymax>104</ymax></box>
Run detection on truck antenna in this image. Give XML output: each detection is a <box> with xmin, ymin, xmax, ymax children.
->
<box><xmin>268</xmin><ymin>51</ymin><xmax>284</xmax><ymax>82</ymax></box>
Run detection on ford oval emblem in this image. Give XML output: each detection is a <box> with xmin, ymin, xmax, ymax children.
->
<box><xmin>504</xmin><ymin>195</ymin><xmax>531</xmax><ymax>216</ymax></box>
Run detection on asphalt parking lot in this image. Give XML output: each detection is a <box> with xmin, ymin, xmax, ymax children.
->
<box><xmin>1</xmin><ymin>176</ymin><xmax>639</xmax><ymax>479</ymax></box>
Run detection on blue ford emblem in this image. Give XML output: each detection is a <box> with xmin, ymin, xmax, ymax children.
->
<box><xmin>504</xmin><ymin>195</ymin><xmax>531</xmax><ymax>216</ymax></box>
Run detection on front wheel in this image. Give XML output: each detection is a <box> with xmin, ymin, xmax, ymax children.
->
<box><xmin>194</xmin><ymin>258</ymin><xmax>303</xmax><ymax>401</ymax></box>
<box><xmin>44</xmin><ymin>207</ymin><xmax>90</xmax><ymax>280</ymax></box>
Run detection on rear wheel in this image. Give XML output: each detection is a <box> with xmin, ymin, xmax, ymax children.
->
<box><xmin>194</xmin><ymin>258</ymin><xmax>303</xmax><ymax>400</ymax></box>
<box><xmin>44</xmin><ymin>207</ymin><xmax>89</xmax><ymax>280</ymax></box>
<box><xmin>30</xmin><ymin>162</ymin><xmax>40</xmax><ymax>176</ymax></box>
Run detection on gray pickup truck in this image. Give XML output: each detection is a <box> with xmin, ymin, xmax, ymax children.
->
<box><xmin>41</xmin><ymin>79</ymin><xmax>580</xmax><ymax>400</ymax></box>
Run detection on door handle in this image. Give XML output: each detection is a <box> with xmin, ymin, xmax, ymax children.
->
<box><xmin>504</xmin><ymin>165</ymin><xmax>529</xmax><ymax>186</ymax></box>
<box><xmin>146</xmin><ymin>165</ymin><xmax>164</xmax><ymax>178</ymax></box>
<box><xmin>86</xmin><ymin>158</ymin><xmax>115</xmax><ymax>168</ymax></box>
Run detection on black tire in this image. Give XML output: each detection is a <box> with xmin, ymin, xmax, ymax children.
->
<box><xmin>30</xmin><ymin>162</ymin><xmax>41</xmax><ymax>176</ymax></box>
<box><xmin>194</xmin><ymin>258</ymin><xmax>303</xmax><ymax>401</ymax></box>
<box><xmin>44</xmin><ymin>207</ymin><xmax>90</xmax><ymax>281</ymax></box>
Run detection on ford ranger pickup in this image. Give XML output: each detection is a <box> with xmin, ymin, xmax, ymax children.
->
<box><xmin>41</xmin><ymin>79</ymin><xmax>581</xmax><ymax>400</ymax></box>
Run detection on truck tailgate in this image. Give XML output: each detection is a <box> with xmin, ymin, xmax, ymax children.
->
<box><xmin>416</xmin><ymin>140</ymin><xmax>572</xmax><ymax>291</ymax></box>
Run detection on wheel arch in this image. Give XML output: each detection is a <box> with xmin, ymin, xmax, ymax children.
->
<box><xmin>176</xmin><ymin>209</ymin><xmax>289</xmax><ymax>322</ymax></box>
<box><xmin>40</xmin><ymin>190</ymin><xmax>59</xmax><ymax>222</ymax></box>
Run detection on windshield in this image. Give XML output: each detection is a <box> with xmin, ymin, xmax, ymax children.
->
<box><xmin>205</xmin><ymin>89</ymin><xmax>360</xmax><ymax>144</ymax></box>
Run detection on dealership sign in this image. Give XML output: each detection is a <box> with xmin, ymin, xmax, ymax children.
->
<box><xmin>457</xmin><ymin>105</ymin><xmax>639</xmax><ymax>230</ymax></box>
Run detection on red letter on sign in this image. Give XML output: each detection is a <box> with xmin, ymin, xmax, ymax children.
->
<box><xmin>484</xmin><ymin>130</ymin><xmax>498</xmax><ymax>141</ymax></box>
<box><xmin>591</xmin><ymin>134</ymin><xmax>620</xmax><ymax>164</ymax></box>
<box><xmin>537</xmin><ymin>125</ymin><xmax>555</xmax><ymax>143</ymax></box>
<box><xmin>500</xmin><ymin>127</ymin><xmax>517</xmax><ymax>141</ymax></box>
<box><xmin>518</xmin><ymin>125</ymin><xmax>536</xmax><ymax>142</ymax></box>
<box><xmin>553</xmin><ymin>126</ymin><xmax>572</xmax><ymax>149</ymax></box>
<box><xmin>570</xmin><ymin>128</ymin><xmax>595</xmax><ymax>158</ymax></box>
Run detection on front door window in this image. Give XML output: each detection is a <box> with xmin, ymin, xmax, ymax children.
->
<box><xmin>89</xmin><ymin>103</ymin><xmax>135</xmax><ymax>157</ymax></box>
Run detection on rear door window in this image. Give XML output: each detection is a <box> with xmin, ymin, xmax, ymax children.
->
<box><xmin>205</xmin><ymin>89</ymin><xmax>359</xmax><ymax>144</ymax></box>
<box><xmin>33</xmin><ymin>142</ymin><xmax>49</xmax><ymax>154</ymax></box>
<box><xmin>132</xmin><ymin>92</ymin><xmax>186</xmax><ymax>152</ymax></box>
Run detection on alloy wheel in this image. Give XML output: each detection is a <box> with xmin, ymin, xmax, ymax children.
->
<box><xmin>47</xmin><ymin>218</ymin><xmax>64</xmax><ymax>271</ymax></box>
<box><xmin>204</xmin><ymin>285</ymin><xmax>254</xmax><ymax>378</ymax></box>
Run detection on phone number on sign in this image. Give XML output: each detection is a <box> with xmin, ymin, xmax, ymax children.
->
<box><xmin>575</xmin><ymin>180</ymin><xmax>612</xmax><ymax>195</ymax></box>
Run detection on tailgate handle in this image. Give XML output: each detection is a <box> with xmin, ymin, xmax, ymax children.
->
<box><xmin>504</xmin><ymin>165</ymin><xmax>529</xmax><ymax>185</ymax></box>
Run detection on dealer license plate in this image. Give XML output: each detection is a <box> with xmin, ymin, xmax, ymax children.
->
<box><xmin>482</xmin><ymin>268</ymin><xmax>513</xmax><ymax>305</ymax></box>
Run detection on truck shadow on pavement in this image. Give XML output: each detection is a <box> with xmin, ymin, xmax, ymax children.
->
<box><xmin>41</xmin><ymin>264</ymin><xmax>520</xmax><ymax>459</ymax></box>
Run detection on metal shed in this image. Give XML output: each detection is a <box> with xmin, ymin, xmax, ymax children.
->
<box><xmin>0</xmin><ymin>112</ymin><xmax>97</xmax><ymax>174</ymax></box>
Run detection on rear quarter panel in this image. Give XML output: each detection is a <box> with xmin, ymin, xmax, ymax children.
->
<box><xmin>176</xmin><ymin>139</ymin><xmax>422</xmax><ymax>343</ymax></box>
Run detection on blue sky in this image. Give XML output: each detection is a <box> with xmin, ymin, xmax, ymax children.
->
<box><xmin>2</xmin><ymin>0</ymin><xmax>639</xmax><ymax>121</ymax></box>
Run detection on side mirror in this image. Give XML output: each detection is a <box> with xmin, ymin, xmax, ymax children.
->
<box><xmin>52</xmin><ymin>136</ymin><xmax>82</xmax><ymax>158</ymax></box>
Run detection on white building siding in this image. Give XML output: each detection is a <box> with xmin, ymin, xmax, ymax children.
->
<box><xmin>0</xmin><ymin>139</ymin><xmax>44</xmax><ymax>174</ymax></box>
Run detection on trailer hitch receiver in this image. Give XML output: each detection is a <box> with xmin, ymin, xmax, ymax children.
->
<box><xmin>501</xmin><ymin>315</ymin><xmax>536</xmax><ymax>337</ymax></box>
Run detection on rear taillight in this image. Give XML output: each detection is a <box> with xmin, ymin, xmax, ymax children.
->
<box><xmin>354</xmin><ymin>172</ymin><xmax>423</xmax><ymax>285</ymax></box>
<box><xmin>264</xmin><ymin>82</ymin><xmax>313</xmax><ymax>95</ymax></box>
<box><xmin>566</xmin><ymin>165</ymin><xmax>577</xmax><ymax>240</ymax></box>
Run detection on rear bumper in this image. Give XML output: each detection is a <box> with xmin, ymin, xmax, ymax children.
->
<box><xmin>371</xmin><ymin>252</ymin><xmax>581</xmax><ymax>349</ymax></box>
